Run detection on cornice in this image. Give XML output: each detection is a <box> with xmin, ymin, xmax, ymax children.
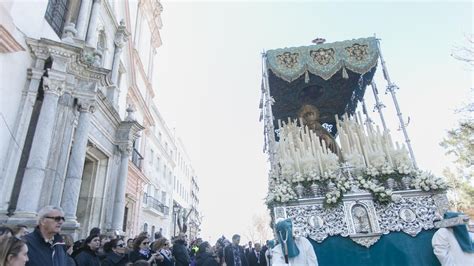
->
<box><xmin>0</xmin><ymin>25</ymin><xmax>25</xmax><ymax>53</ymax></box>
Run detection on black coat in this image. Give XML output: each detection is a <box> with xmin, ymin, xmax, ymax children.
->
<box><xmin>129</xmin><ymin>250</ymin><xmax>152</xmax><ymax>262</ymax></box>
<box><xmin>74</xmin><ymin>248</ymin><xmax>101</xmax><ymax>266</ymax></box>
<box><xmin>224</xmin><ymin>245</ymin><xmax>248</xmax><ymax>266</ymax></box>
<box><xmin>246</xmin><ymin>250</ymin><xmax>261</xmax><ymax>266</ymax></box>
<box><xmin>101</xmin><ymin>251</ymin><xmax>129</xmax><ymax>266</ymax></box>
<box><xmin>196</xmin><ymin>252</ymin><xmax>219</xmax><ymax>266</ymax></box>
<box><xmin>24</xmin><ymin>227</ymin><xmax>68</xmax><ymax>266</ymax></box>
<box><xmin>172</xmin><ymin>240</ymin><xmax>191</xmax><ymax>266</ymax></box>
<box><xmin>155</xmin><ymin>251</ymin><xmax>174</xmax><ymax>266</ymax></box>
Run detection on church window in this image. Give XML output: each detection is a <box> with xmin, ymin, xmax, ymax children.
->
<box><xmin>45</xmin><ymin>0</ymin><xmax>69</xmax><ymax>37</ymax></box>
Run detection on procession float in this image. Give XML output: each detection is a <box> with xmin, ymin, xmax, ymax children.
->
<box><xmin>259</xmin><ymin>37</ymin><xmax>456</xmax><ymax>265</ymax></box>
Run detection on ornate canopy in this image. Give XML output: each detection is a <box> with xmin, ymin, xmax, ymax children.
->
<box><xmin>265</xmin><ymin>37</ymin><xmax>379</xmax><ymax>136</ymax></box>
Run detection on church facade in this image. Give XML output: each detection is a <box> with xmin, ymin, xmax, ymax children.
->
<box><xmin>0</xmin><ymin>0</ymin><xmax>196</xmax><ymax>239</ymax></box>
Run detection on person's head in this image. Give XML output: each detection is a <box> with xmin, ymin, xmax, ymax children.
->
<box><xmin>299</xmin><ymin>104</ymin><xmax>320</xmax><ymax>124</ymax></box>
<box><xmin>152</xmin><ymin>237</ymin><xmax>170</xmax><ymax>252</ymax></box>
<box><xmin>37</xmin><ymin>206</ymin><xmax>65</xmax><ymax>237</ymax></box>
<box><xmin>0</xmin><ymin>236</ymin><xmax>29</xmax><ymax>266</ymax></box>
<box><xmin>138</xmin><ymin>231</ymin><xmax>149</xmax><ymax>238</ymax></box>
<box><xmin>12</xmin><ymin>225</ymin><xmax>28</xmax><ymax>238</ymax></box>
<box><xmin>133</xmin><ymin>235</ymin><xmax>150</xmax><ymax>251</ymax></box>
<box><xmin>61</xmin><ymin>234</ymin><xmax>74</xmax><ymax>255</ymax></box>
<box><xmin>254</xmin><ymin>243</ymin><xmax>261</xmax><ymax>252</ymax></box>
<box><xmin>197</xmin><ymin>241</ymin><xmax>212</xmax><ymax>255</ymax></box>
<box><xmin>89</xmin><ymin>227</ymin><xmax>101</xmax><ymax>237</ymax></box>
<box><xmin>127</xmin><ymin>238</ymin><xmax>134</xmax><ymax>249</ymax></box>
<box><xmin>0</xmin><ymin>226</ymin><xmax>13</xmax><ymax>241</ymax></box>
<box><xmin>248</xmin><ymin>241</ymin><xmax>252</xmax><ymax>248</ymax></box>
<box><xmin>99</xmin><ymin>234</ymin><xmax>110</xmax><ymax>247</ymax></box>
<box><xmin>231</xmin><ymin>234</ymin><xmax>240</xmax><ymax>246</ymax></box>
<box><xmin>83</xmin><ymin>234</ymin><xmax>100</xmax><ymax>251</ymax></box>
<box><xmin>195</xmin><ymin>238</ymin><xmax>203</xmax><ymax>246</ymax></box>
<box><xmin>104</xmin><ymin>238</ymin><xmax>127</xmax><ymax>255</ymax></box>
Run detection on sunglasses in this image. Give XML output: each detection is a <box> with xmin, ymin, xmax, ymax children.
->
<box><xmin>45</xmin><ymin>216</ymin><xmax>65</xmax><ymax>222</ymax></box>
<box><xmin>117</xmin><ymin>243</ymin><xmax>125</xmax><ymax>248</ymax></box>
<box><xmin>142</xmin><ymin>242</ymin><xmax>150</xmax><ymax>245</ymax></box>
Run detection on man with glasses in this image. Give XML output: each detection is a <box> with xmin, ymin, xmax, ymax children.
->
<box><xmin>24</xmin><ymin>205</ymin><xmax>69</xmax><ymax>266</ymax></box>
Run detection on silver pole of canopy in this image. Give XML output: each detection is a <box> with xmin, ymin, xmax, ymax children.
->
<box><xmin>261</xmin><ymin>51</ymin><xmax>279</xmax><ymax>175</ymax></box>
<box><xmin>370</xmin><ymin>81</ymin><xmax>388</xmax><ymax>132</ymax></box>
<box><xmin>375</xmin><ymin>38</ymin><xmax>418</xmax><ymax>169</ymax></box>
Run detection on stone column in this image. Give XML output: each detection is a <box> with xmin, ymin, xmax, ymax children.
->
<box><xmin>111</xmin><ymin>144</ymin><xmax>131</xmax><ymax>231</ymax></box>
<box><xmin>75</xmin><ymin>0</ymin><xmax>92</xmax><ymax>40</ymax></box>
<box><xmin>61</xmin><ymin>100</ymin><xmax>95</xmax><ymax>221</ymax></box>
<box><xmin>86</xmin><ymin>0</ymin><xmax>102</xmax><ymax>47</ymax></box>
<box><xmin>15</xmin><ymin>75</ymin><xmax>64</xmax><ymax>217</ymax></box>
<box><xmin>111</xmin><ymin>20</ymin><xmax>129</xmax><ymax>84</ymax></box>
<box><xmin>0</xmin><ymin>68</ymin><xmax>44</xmax><ymax>213</ymax></box>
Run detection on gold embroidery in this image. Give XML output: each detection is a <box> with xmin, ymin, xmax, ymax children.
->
<box><xmin>310</xmin><ymin>48</ymin><xmax>335</xmax><ymax>66</ymax></box>
<box><xmin>345</xmin><ymin>43</ymin><xmax>369</xmax><ymax>61</ymax></box>
<box><xmin>276</xmin><ymin>52</ymin><xmax>299</xmax><ymax>68</ymax></box>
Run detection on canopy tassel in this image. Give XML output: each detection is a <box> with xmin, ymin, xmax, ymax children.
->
<box><xmin>304</xmin><ymin>69</ymin><xmax>310</xmax><ymax>83</ymax></box>
<box><xmin>342</xmin><ymin>65</ymin><xmax>349</xmax><ymax>79</ymax></box>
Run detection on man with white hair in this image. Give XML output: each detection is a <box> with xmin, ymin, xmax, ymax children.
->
<box><xmin>24</xmin><ymin>205</ymin><xmax>69</xmax><ymax>266</ymax></box>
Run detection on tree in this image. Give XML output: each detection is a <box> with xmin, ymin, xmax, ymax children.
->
<box><xmin>440</xmin><ymin>89</ymin><xmax>474</xmax><ymax>216</ymax></box>
<box><xmin>244</xmin><ymin>213</ymin><xmax>273</xmax><ymax>244</ymax></box>
<box><xmin>451</xmin><ymin>34</ymin><xmax>473</xmax><ymax>67</ymax></box>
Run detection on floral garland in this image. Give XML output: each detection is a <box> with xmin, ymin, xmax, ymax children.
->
<box><xmin>266</xmin><ymin>169</ymin><xmax>447</xmax><ymax>208</ymax></box>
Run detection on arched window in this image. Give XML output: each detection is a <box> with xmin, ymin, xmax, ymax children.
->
<box><xmin>151</xmin><ymin>226</ymin><xmax>155</xmax><ymax>240</ymax></box>
<box><xmin>143</xmin><ymin>222</ymin><xmax>148</xmax><ymax>233</ymax></box>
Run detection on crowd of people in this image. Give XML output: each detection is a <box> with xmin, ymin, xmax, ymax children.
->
<box><xmin>0</xmin><ymin>206</ymin><xmax>280</xmax><ymax>266</ymax></box>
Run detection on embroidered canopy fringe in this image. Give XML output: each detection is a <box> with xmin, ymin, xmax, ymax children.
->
<box><xmin>266</xmin><ymin>37</ymin><xmax>379</xmax><ymax>82</ymax></box>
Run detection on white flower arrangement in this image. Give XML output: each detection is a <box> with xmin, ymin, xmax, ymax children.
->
<box><xmin>266</xmin><ymin>179</ymin><xmax>297</xmax><ymax>204</ymax></box>
<box><xmin>325</xmin><ymin>190</ymin><xmax>341</xmax><ymax>205</ymax></box>
<box><xmin>411</xmin><ymin>171</ymin><xmax>448</xmax><ymax>191</ymax></box>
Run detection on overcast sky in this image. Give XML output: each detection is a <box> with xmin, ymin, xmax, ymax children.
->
<box><xmin>154</xmin><ymin>0</ymin><xmax>473</xmax><ymax>243</ymax></box>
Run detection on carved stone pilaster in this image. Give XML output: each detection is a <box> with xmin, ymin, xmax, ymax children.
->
<box><xmin>42</xmin><ymin>76</ymin><xmax>65</xmax><ymax>97</ymax></box>
<box><xmin>78</xmin><ymin>99</ymin><xmax>96</xmax><ymax>113</ymax></box>
<box><xmin>118</xmin><ymin>142</ymin><xmax>133</xmax><ymax>155</ymax></box>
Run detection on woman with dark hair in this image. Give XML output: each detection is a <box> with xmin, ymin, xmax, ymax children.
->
<box><xmin>101</xmin><ymin>238</ymin><xmax>129</xmax><ymax>266</ymax></box>
<box><xmin>128</xmin><ymin>236</ymin><xmax>162</xmax><ymax>265</ymax></box>
<box><xmin>0</xmin><ymin>236</ymin><xmax>29</xmax><ymax>266</ymax></box>
<box><xmin>151</xmin><ymin>237</ymin><xmax>173</xmax><ymax>266</ymax></box>
<box><xmin>196</xmin><ymin>242</ymin><xmax>219</xmax><ymax>266</ymax></box>
<box><xmin>74</xmin><ymin>234</ymin><xmax>101</xmax><ymax>266</ymax></box>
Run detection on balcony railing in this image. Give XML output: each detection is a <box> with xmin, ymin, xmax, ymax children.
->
<box><xmin>132</xmin><ymin>148</ymin><xmax>143</xmax><ymax>169</ymax></box>
<box><xmin>143</xmin><ymin>193</ymin><xmax>169</xmax><ymax>215</ymax></box>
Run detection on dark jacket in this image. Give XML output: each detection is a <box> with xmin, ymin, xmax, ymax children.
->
<box><xmin>224</xmin><ymin>245</ymin><xmax>248</xmax><ymax>266</ymax></box>
<box><xmin>172</xmin><ymin>240</ymin><xmax>191</xmax><ymax>266</ymax></box>
<box><xmin>24</xmin><ymin>227</ymin><xmax>68</xmax><ymax>266</ymax></box>
<box><xmin>128</xmin><ymin>249</ymin><xmax>152</xmax><ymax>263</ymax></box>
<box><xmin>74</xmin><ymin>248</ymin><xmax>101</xmax><ymax>266</ymax></box>
<box><xmin>101</xmin><ymin>251</ymin><xmax>129</xmax><ymax>266</ymax></box>
<box><xmin>246</xmin><ymin>250</ymin><xmax>260</xmax><ymax>266</ymax></box>
<box><xmin>196</xmin><ymin>252</ymin><xmax>219</xmax><ymax>266</ymax></box>
<box><xmin>155</xmin><ymin>250</ymin><xmax>174</xmax><ymax>266</ymax></box>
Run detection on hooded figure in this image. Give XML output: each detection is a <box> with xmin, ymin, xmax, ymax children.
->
<box><xmin>432</xmin><ymin>212</ymin><xmax>474</xmax><ymax>266</ymax></box>
<box><xmin>271</xmin><ymin>219</ymin><xmax>318</xmax><ymax>266</ymax></box>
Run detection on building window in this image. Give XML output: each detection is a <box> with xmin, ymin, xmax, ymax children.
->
<box><xmin>143</xmin><ymin>223</ymin><xmax>148</xmax><ymax>233</ymax></box>
<box><xmin>45</xmin><ymin>0</ymin><xmax>69</xmax><ymax>37</ymax></box>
